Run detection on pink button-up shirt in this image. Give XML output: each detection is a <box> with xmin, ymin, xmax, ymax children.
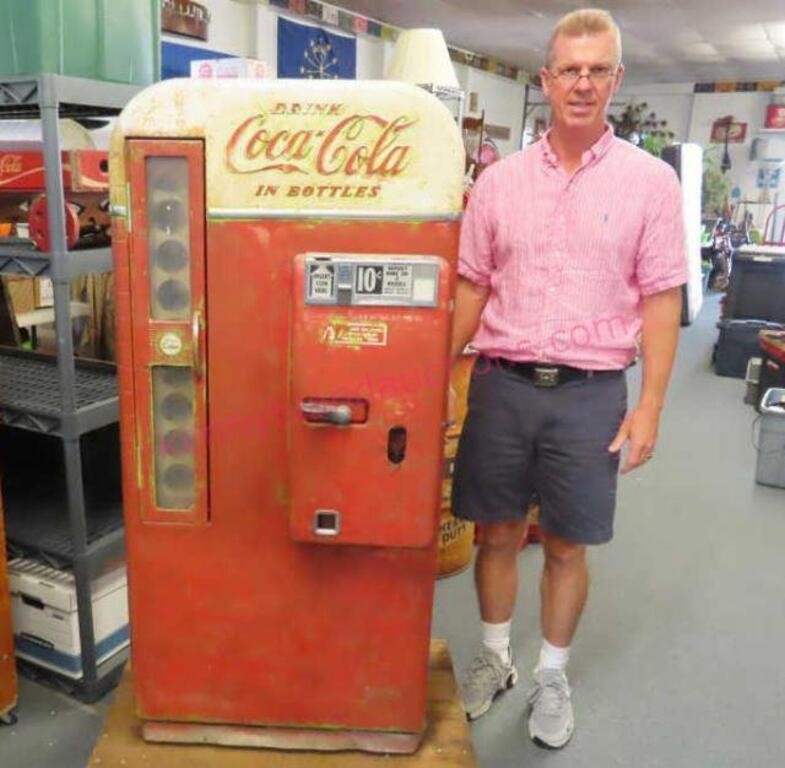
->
<box><xmin>458</xmin><ymin>126</ymin><xmax>688</xmax><ymax>370</ymax></box>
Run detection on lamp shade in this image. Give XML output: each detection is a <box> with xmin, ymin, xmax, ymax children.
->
<box><xmin>385</xmin><ymin>29</ymin><xmax>459</xmax><ymax>89</ymax></box>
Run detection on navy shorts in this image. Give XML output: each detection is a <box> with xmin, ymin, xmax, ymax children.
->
<box><xmin>452</xmin><ymin>357</ymin><xmax>628</xmax><ymax>545</ymax></box>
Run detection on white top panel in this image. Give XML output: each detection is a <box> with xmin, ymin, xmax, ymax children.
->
<box><xmin>110</xmin><ymin>79</ymin><xmax>464</xmax><ymax>217</ymax></box>
<box><xmin>737</xmin><ymin>244</ymin><xmax>785</xmax><ymax>258</ymax></box>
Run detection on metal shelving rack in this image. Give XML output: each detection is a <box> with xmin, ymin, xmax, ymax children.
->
<box><xmin>0</xmin><ymin>73</ymin><xmax>138</xmax><ymax>701</ymax></box>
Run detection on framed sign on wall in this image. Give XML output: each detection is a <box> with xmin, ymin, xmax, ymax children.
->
<box><xmin>162</xmin><ymin>0</ymin><xmax>210</xmax><ymax>41</ymax></box>
<box><xmin>710</xmin><ymin>119</ymin><xmax>748</xmax><ymax>143</ymax></box>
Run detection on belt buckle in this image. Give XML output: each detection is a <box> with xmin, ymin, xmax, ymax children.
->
<box><xmin>533</xmin><ymin>366</ymin><xmax>559</xmax><ymax>387</ymax></box>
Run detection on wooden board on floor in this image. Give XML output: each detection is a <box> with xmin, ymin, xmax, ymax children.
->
<box><xmin>88</xmin><ymin>639</ymin><xmax>476</xmax><ymax>767</ymax></box>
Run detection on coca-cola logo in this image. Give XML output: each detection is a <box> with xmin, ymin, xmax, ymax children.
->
<box><xmin>0</xmin><ymin>154</ymin><xmax>23</xmax><ymax>176</ymax></box>
<box><xmin>225</xmin><ymin>103</ymin><xmax>417</xmax><ymax>179</ymax></box>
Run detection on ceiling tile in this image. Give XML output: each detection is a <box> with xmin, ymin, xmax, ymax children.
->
<box><xmin>327</xmin><ymin>0</ymin><xmax>785</xmax><ymax>83</ymax></box>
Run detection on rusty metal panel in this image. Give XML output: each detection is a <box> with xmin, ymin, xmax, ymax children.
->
<box><xmin>290</xmin><ymin>252</ymin><xmax>451</xmax><ymax>548</ymax></box>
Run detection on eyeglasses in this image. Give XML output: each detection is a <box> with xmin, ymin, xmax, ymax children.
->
<box><xmin>549</xmin><ymin>65</ymin><xmax>618</xmax><ymax>83</ymax></box>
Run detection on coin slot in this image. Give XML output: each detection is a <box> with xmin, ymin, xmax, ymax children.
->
<box><xmin>388</xmin><ymin>426</ymin><xmax>407</xmax><ymax>464</ymax></box>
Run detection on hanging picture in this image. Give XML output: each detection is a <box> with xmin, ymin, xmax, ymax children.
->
<box><xmin>277</xmin><ymin>17</ymin><xmax>357</xmax><ymax>79</ymax></box>
<box><xmin>710</xmin><ymin>120</ymin><xmax>747</xmax><ymax>143</ymax></box>
<box><xmin>757</xmin><ymin>165</ymin><xmax>782</xmax><ymax>190</ymax></box>
<box><xmin>162</xmin><ymin>0</ymin><xmax>210</xmax><ymax>41</ymax></box>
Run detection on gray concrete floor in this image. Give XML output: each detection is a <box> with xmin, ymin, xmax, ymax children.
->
<box><xmin>0</xmin><ymin>678</ymin><xmax>109</xmax><ymax>768</ymax></box>
<box><xmin>433</xmin><ymin>293</ymin><xmax>785</xmax><ymax>767</ymax></box>
<box><xmin>1</xmin><ymin>293</ymin><xmax>783</xmax><ymax>767</ymax></box>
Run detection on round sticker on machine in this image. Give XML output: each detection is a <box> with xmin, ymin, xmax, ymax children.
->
<box><xmin>159</xmin><ymin>332</ymin><xmax>183</xmax><ymax>357</ymax></box>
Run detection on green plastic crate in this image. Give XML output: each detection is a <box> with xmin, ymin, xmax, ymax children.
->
<box><xmin>0</xmin><ymin>0</ymin><xmax>161</xmax><ymax>84</ymax></box>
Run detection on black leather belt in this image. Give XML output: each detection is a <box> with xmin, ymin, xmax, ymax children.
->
<box><xmin>494</xmin><ymin>358</ymin><xmax>618</xmax><ymax>387</ymax></box>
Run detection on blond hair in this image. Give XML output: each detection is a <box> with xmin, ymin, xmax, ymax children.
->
<box><xmin>546</xmin><ymin>8</ymin><xmax>622</xmax><ymax>66</ymax></box>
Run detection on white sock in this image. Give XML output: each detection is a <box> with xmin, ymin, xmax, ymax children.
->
<box><xmin>536</xmin><ymin>638</ymin><xmax>570</xmax><ymax>673</ymax></box>
<box><xmin>481</xmin><ymin>620</ymin><xmax>512</xmax><ymax>665</ymax></box>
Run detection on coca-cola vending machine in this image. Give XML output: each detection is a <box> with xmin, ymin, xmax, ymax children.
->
<box><xmin>110</xmin><ymin>78</ymin><xmax>463</xmax><ymax>752</ymax></box>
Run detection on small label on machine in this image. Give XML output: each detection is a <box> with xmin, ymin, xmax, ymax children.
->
<box><xmin>159</xmin><ymin>332</ymin><xmax>183</xmax><ymax>357</ymax></box>
<box><xmin>304</xmin><ymin>255</ymin><xmax>440</xmax><ymax>307</ymax></box>
<box><xmin>320</xmin><ymin>319</ymin><xmax>388</xmax><ymax>347</ymax></box>
<box><xmin>353</xmin><ymin>263</ymin><xmax>414</xmax><ymax>298</ymax></box>
<box><xmin>382</xmin><ymin>264</ymin><xmax>412</xmax><ymax>297</ymax></box>
<box><xmin>307</xmin><ymin>263</ymin><xmax>335</xmax><ymax>300</ymax></box>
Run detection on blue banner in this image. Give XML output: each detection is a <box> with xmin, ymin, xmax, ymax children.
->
<box><xmin>277</xmin><ymin>17</ymin><xmax>356</xmax><ymax>80</ymax></box>
<box><xmin>161</xmin><ymin>41</ymin><xmax>228</xmax><ymax>80</ymax></box>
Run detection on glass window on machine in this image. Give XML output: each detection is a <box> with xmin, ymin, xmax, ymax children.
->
<box><xmin>151</xmin><ymin>366</ymin><xmax>196</xmax><ymax>510</ymax></box>
<box><xmin>146</xmin><ymin>157</ymin><xmax>192</xmax><ymax>321</ymax></box>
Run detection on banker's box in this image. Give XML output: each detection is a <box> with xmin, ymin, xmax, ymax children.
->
<box><xmin>8</xmin><ymin>559</ymin><xmax>129</xmax><ymax>679</ymax></box>
<box><xmin>2</xmin><ymin>276</ymin><xmax>53</xmax><ymax>316</ymax></box>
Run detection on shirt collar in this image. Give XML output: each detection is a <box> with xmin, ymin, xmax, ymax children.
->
<box><xmin>540</xmin><ymin>123</ymin><xmax>615</xmax><ymax>170</ymax></box>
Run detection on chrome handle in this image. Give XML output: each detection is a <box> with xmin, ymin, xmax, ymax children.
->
<box><xmin>300</xmin><ymin>402</ymin><xmax>352</xmax><ymax>426</ymax></box>
<box><xmin>192</xmin><ymin>310</ymin><xmax>203</xmax><ymax>377</ymax></box>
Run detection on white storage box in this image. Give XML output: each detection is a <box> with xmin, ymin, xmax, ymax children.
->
<box><xmin>190</xmin><ymin>57</ymin><xmax>269</xmax><ymax>79</ymax></box>
<box><xmin>8</xmin><ymin>559</ymin><xmax>129</xmax><ymax>679</ymax></box>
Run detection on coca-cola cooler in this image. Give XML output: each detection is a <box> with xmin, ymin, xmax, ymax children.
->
<box><xmin>109</xmin><ymin>78</ymin><xmax>463</xmax><ymax>752</ymax></box>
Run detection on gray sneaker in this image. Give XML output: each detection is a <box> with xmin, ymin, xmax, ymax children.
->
<box><xmin>461</xmin><ymin>647</ymin><xmax>518</xmax><ymax>721</ymax></box>
<box><xmin>527</xmin><ymin>668</ymin><xmax>575</xmax><ymax>749</ymax></box>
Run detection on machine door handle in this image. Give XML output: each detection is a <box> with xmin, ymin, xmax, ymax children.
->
<box><xmin>300</xmin><ymin>401</ymin><xmax>352</xmax><ymax>426</ymax></box>
<box><xmin>192</xmin><ymin>310</ymin><xmax>203</xmax><ymax>377</ymax></box>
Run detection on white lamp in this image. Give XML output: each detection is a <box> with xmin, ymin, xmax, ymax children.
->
<box><xmin>385</xmin><ymin>29</ymin><xmax>459</xmax><ymax>89</ymax></box>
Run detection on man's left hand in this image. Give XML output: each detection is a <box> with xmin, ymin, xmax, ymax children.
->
<box><xmin>608</xmin><ymin>405</ymin><xmax>660</xmax><ymax>474</ymax></box>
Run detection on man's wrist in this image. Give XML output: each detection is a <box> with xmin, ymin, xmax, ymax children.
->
<box><xmin>637</xmin><ymin>395</ymin><xmax>664</xmax><ymax>413</ymax></box>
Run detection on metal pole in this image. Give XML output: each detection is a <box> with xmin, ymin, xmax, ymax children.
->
<box><xmin>39</xmin><ymin>75</ymin><xmax>99</xmax><ymax>689</ymax></box>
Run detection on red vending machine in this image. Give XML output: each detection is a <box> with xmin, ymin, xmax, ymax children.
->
<box><xmin>110</xmin><ymin>78</ymin><xmax>463</xmax><ymax>752</ymax></box>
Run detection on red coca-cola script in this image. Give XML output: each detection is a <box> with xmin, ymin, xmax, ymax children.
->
<box><xmin>226</xmin><ymin>107</ymin><xmax>417</xmax><ymax>178</ymax></box>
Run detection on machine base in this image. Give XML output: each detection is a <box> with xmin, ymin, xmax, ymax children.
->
<box><xmin>90</xmin><ymin>640</ymin><xmax>477</xmax><ymax>766</ymax></box>
<box><xmin>143</xmin><ymin>720</ymin><xmax>423</xmax><ymax>754</ymax></box>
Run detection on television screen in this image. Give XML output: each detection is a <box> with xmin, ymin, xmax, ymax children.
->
<box><xmin>726</xmin><ymin>250</ymin><xmax>785</xmax><ymax>322</ymax></box>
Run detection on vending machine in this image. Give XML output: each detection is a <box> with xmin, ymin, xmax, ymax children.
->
<box><xmin>110</xmin><ymin>78</ymin><xmax>463</xmax><ymax>752</ymax></box>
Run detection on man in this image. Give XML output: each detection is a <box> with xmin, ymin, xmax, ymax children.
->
<box><xmin>451</xmin><ymin>8</ymin><xmax>686</xmax><ymax>750</ymax></box>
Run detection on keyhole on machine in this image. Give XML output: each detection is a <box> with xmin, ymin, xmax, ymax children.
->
<box><xmin>388</xmin><ymin>426</ymin><xmax>407</xmax><ymax>464</ymax></box>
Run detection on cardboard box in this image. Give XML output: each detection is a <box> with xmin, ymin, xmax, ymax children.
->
<box><xmin>1</xmin><ymin>276</ymin><xmax>54</xmax><ymax>318</ymax></box>
<box><xmin>2</xmin><ymin>276</ymin><xmax>36</xmax><ymax>316</ymax></box>
<box><xmin>8</xmin><ymin>558</ymin><xmax>129</xmax><ymax>680</ymax></box>
<box><xmin>36</xmin><ymin>277</ymin><xmax>53</xmax><ymax>307</ymax></box>
<box><xmin>190</xmin><ymin>57</ymin><xmax>269</xmax><ymax>80</ymax></box>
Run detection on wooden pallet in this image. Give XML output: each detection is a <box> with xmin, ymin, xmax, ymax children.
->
<box><xmin>88</xmin><ymin>639</ymin><xmax>476</xmax><ymax>767</ymax></box>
